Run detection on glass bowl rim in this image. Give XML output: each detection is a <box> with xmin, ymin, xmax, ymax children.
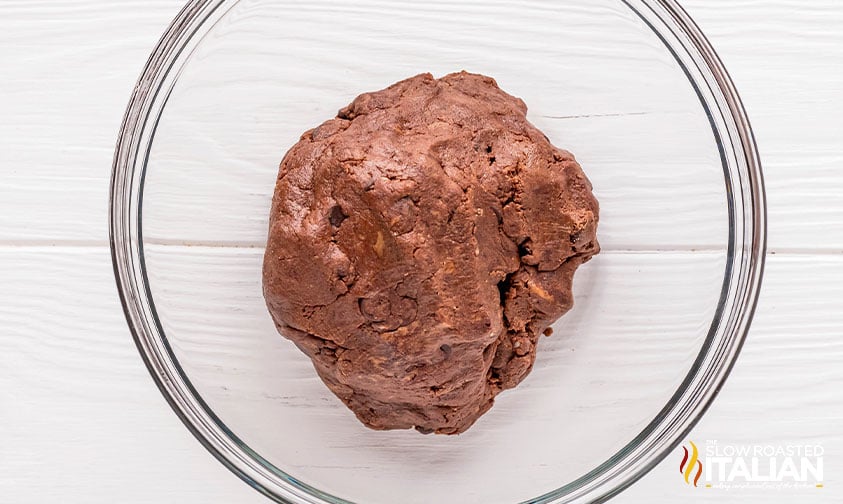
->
<box><xmin>109</xmin><ymin>0</ymin><xmax>767</xmax><ymax>502</ymax></box>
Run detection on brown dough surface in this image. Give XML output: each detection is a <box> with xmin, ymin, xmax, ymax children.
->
<box><xmin>263</xmin><ymin>72</ymin><xmax>599</xmax><ymax>434</ymax></box>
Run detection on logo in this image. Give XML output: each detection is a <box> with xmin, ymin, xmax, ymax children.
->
<box><xmin>679</xmin><ymin>441</ymin><xmax>703</xmax><ymax>487</ymax></box>
<box><xmin>678</xmin><ymin>440</ymin><xmax>824</xmax><ymax>490</ymax></box>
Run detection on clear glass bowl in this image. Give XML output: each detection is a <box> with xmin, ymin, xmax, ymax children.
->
<box><xmin>110</xmin><ymin>1</ymin><xmax>766</xmax><ymax>502</ymax></box>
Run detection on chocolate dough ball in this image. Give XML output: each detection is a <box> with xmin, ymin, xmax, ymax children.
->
<box><xmin>263</xmin><ymin>72</ymin><xmax>599</xmax><ymax>435</ymax></box>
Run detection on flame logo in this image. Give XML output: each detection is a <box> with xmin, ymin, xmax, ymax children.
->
<box><xmin>679</xmin><ymin>441</ymin><xmax>703</xmax><ymax>487</ymax></box>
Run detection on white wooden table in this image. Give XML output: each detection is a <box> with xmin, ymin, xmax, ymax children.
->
<box><xmin>1</xmin><ymin>1</ymin><xmax>840</xmax><ymax>502</ymax></box>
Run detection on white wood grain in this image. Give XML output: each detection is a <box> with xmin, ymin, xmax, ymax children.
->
<box><xmin>141</xmin><ymin>244</ymin><xmax>724</xmax><ymax>503</ymax></box>
<box><xmin>4</xmin><ymin>0</ymin><xmax>843</xmax><ymax>252</ymax></box>
<box><xmin>0</xmin><ymin>247</ymin><xmax>265</xmax><ymax>504</ymax></box>
<box><xmin>682</xmin><ymin>0</ymin><xmax>843</xmax><ymax>252</ymax></box>
<box><xmin>1</xmin><ymin>0</ymin><xmax>842</xmax><ymax>503</ymax></box>
<box><xmin>0</xmin><ymin>1</ymin><xmax>182</xmax><ymax>244</ymax></box>
<box><xmin>1</xmin><ymin>249</ymin><xmax>840</xmax><ymax>503</ymax></box>
<box><xmin>143</xmin><ymin>108</ymin><xmax>728</xmax><ymax>250</ymax></box>
<box><xmin>621</xmin><ymin>253</ymin><xmax>843</xmax><ymax>503</ymax></box>
<box><xmin>140</xmin><ymin>0</ymin><xmax>727</xmax><ymax>249</ymax></box>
